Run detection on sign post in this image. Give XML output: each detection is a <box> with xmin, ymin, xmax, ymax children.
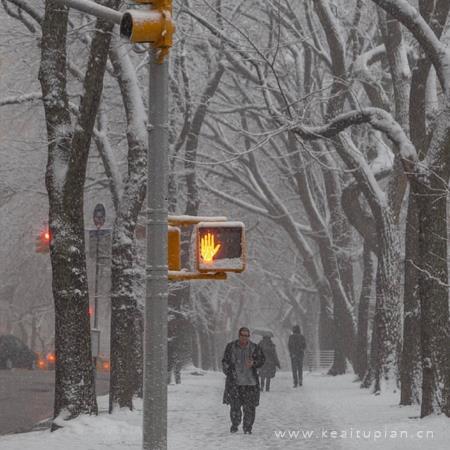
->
<box><xmin>92</xmin><ymin>203</ymin><xmax>106</xmax><ymax>372</ymax></box>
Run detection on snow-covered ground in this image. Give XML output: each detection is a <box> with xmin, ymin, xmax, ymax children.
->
<box><xmin>0</xmin><ymin>370</ymin><xmax>449</xmax><ymax>450</ymax></box>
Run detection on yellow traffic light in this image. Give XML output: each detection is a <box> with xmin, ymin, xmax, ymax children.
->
<box><xmin>135</xmin><ymin>224</ymin><xmax>181</xmax><ymax>271</ymax></box>
<box><xmin>120</xmin><ymin>0</ymin><xmax>175</xmax><ymax>57</ymax></box>
<box><xmin>168</xmin><ymin>226</ymin><xmax>181</xmax><ymax>271</ymax></box>
<box><xmin>196</xmin><ymin>222</ymin><xmax>246</xmax><ymax>273</ymax></box>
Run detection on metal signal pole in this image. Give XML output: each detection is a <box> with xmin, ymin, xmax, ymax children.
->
<box><xmin>144</xmin><ymin>46</ymin><xmax>169</xmax><ymax>450</ymax></box>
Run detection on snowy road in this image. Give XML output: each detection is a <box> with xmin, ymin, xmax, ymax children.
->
<box><xmin>0</xmin><ymin>369</ymin><xmax>110</xmax><ymax>435</ymax></box>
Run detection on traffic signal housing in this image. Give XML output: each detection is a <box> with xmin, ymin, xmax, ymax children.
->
<box><xmin>136</xmin><ymin>224</ymin><xmax>181</xmax><ymax>271</ymax></box>
<box><xmin>168</xmin><ymin>226</ymin><xmax>181</xmax><ymax>271</ymax></box>
<box><xmin>196</xmin><ymin>222</ymin><xmax>246</xmax><ymax>273</ymax></box>
<box><xmin>35</xmin><ymin>228</ymin><xmax>51</xmax><ymax>254</ymax></box>
<box><xmin>120</xmin><ymin>1</ymin><xmax>175</xmax><ymax>48</ymax></box>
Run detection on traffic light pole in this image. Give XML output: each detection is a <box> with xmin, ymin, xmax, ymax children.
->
<box><xmin>144</xmin><ymin>46</ymin><xmax>169</xmax><ymax>450</ymax></box>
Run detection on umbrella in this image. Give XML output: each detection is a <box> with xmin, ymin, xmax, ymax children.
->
<box><xmin>252</xmin><ymin>328</ymin><xmax>274</xmax><ymax>338</ymax></box>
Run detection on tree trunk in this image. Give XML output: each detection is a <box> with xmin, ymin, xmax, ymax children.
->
<box><xmin>414</xmin><ymin>179</ymin><xmax>450</xmax><ymax>416</ymax></box>
<box><xmin>328</xmin><ymin>287</ymin><xmax>354</xmax><ymax>375</ymax></box>
<box><xmin>319</xmin><ymin>298</ymin><xmax>335</xmax><ymax>351</ymax></box>
<box><xmin>51</xmin><ymin>217</ymin><xmax>97</xmax><ymax>420</ymax></box>
<box><xmin>400</xmin><ymin>191</ymin><xmax>421</xmax><ymax>405</ymax></box>
<box><xmin>106</xmin><ymin>37</ymin><xmax>147</xmax><ymax>411</ymax></box>
<box><xmin>39</xmin><ymin>0</ymin><xmax>119</xmax><ymax>422</ymax></box>
<box><xmin>355</xmin><ymin>244</ymin><xmax>376</xmax><ymax>380</ymax></box>
<box><xmin>372</xmin><ymin>209</ymin><xmax>401</xmax><ymax>392</ymax></box>
<box><xmin>109</xmin><ymin>225</ymin><xmax>139</xmax><ymax>411</ymax></box>
<box><xmin>191</xmin><ymin>328</ymin><xmax>200</xmax><ymax>368</ymax></box>
<box><xmin>133</xmin><ymin>308</ymin><xmax>144</xmax><ymax>398</ymax></box>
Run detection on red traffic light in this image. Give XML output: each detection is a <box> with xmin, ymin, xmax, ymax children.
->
<box><xmin>196</xmin><ymin>222</ymin><xmax>246</xmax><ymax>273</ymax></box>
<box><xmin>35</xmin><ymin>227</ymin><xmax>51</xmax><ymax>253</ymax></box>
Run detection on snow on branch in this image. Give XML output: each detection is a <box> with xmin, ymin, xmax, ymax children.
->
<box><xmin>370</xmin><ymin>0</ymin><xmax>450</xmax><ymax>92</ymax></box>
<box><xmin>0</xmin><ymin>92</ymin><xmax>42</xmax><ymax>107</ymax></box>
<box><xmin>290</xmin><ymin>107</ymin><xmax>417</xmax><ymax>173</ymax></box>
<box><xmin>5</xmin><ymin>0</ymin><xmax>42</xmax><ymax>26</ymax></box>
<box><xmin>353</xmin><ymin>45</ymin><xmax>386</xmax><ymax>84</ymax></box>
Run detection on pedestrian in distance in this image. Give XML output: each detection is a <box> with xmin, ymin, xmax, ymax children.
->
<box><xmin>288</xmin><ymin>325</ymin><xmax>306</xmax><ymax>387</ymax></box>
<box><xmin>258</xmin><ymin>335</ymin><xmax>281</xmax><ymax>392</ymax></box>
<box><xmin>222</xmin><ymin>327</ymin><xmax>265</xmax><ymax>434</ymax></box>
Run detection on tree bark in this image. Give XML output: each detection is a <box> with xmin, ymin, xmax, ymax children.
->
<box><xmin>400</xmin><ymin>192</ymin><xmax>422</xmax><ymax>405</ymax></box>
<box><xmin>38</xmin><ymin>0</ymin><xmax>118</xmax><ymax>422</ymax></box>
<box><xmin>355</xmin><ymin>244</ymin><xmax>376</xmax><ymax>380</ymax></box>
<box><xmin>414</xmin><ymin>177</ymin><xmax>450</xmax><ymax>416</ymax></box>
<box><xmin>372</xmin><ymin>208</ymin><xmax>401</xmax><ymax>392</ymax></box>
<box><xmin>107</xmin><ymin>35</ymin><xmax>147</xmax><ymax>412</ymax></box>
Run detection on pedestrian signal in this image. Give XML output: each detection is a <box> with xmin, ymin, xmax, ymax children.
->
<box><xmin>196</xmin><ymin>222</ymin><xmax>246</xmax><ymax>273</ymax></box>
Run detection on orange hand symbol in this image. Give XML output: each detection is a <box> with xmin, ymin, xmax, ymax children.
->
<box><xmin>200</xmin><ymin>232</ymin><xmax>221</xmax><ymax>263</ymax></box>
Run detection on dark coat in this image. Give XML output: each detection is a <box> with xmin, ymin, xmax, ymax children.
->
<box><xmin>258</xmin><ymin>337</ymin><xmax>281</xmax><ymax>378</ymax></box>
<box><xmin>288</xmin><ymin>333</ymin><xmax>306</xmax><ymax>359</ymax></box>
<box><xmin>222</xmin><ymin>340</ymin><xmax>265</xmax><ymax>406</ymax></box>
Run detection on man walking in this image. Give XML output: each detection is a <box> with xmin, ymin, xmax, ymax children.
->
<box><xmin>222</xmin><ymin>327</ymin><xmax>265</xmax><ymax>434</ymax></box>
<box><xmin>288</xmin><ymin>325</ymin><xmax>306</xmax><ymax>387</ymax></box>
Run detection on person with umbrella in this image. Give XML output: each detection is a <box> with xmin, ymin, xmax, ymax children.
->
<box><xmin>257</xmin><ymin>333</ymin><xmax>281</xmax><ymax>392</ymax></box>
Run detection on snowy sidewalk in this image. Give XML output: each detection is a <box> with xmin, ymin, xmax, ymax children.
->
<box><xmin>168</xmin><ymin>370</ymin><xmax>449</xmax><ymax>449</ymax></box>
<box><xmin>1</xmin><ymin>369</ymin><xmax>449</xmax><ymax>450</ymax></box>
<box><xmin>168</xmin><ymin>370</ymin><xmax>343</xmax><ymax>449</ymax></box>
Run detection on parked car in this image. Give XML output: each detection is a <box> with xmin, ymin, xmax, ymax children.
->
<box><xmin>0</xmin><ymin>335</ymin><xmax>36</xmax><ymax>369</ymax></box>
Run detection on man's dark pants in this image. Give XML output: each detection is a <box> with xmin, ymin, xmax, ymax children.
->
<box><xmin>291</xmin><ymin>355</ymin><xmax>304</xmax><ymax>386</ymax></box>
<box><xmin>260</xmin><ymin>376</ymin><xmax>271</xmax><ymax>391</ymax></box>
<box><xmin>230</xmin><ymin>386</ymin><xmax>256</xmax><ymax>431</ymax></box>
